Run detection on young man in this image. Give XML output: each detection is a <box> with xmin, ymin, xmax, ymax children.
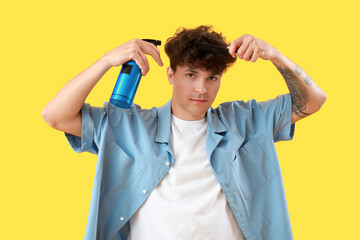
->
<box><xmin>42</xmin><ymin>25</ymin><xmax>326</xmax><ymax>240</ymax></box>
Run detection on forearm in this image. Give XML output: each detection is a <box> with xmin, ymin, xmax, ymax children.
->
<box><xmin>270</xmin><ymin>51</ymin><xmax>327</xmax><ymax>119</ymax></box>
<box><xmin>228</xmin><ymin>34</ymin><xmax>327</xmax><ymax>123</ymax></box>
<box><xmin>42</xmin><ymin>55</ymin><xmax>111</xmax><ymax>126</ymax></box>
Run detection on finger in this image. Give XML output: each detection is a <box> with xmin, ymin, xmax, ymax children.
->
<box><xmin>250</xmin><ymin>49</ymin><xmax>259</xmax><ymax>62</ymax></box>
<box><xmin>141</xmin><ymin>40</ymin><xmax>161</xmax><ymax>57</ymax></box>
<box><xmin>134</xmin><ymin>44</ymin><xmax>150</xmax><ymax>74</ymax></box>
<box><xmin>228</xmin><ymin>37</ymin><xmax>244</xmax><ymax>58</ymax></box>
<box><xmin>237</xmin><ymin>39</ymin><xmax>250</xmax><ymax>59</ymax></box>
<box><xmin>137</xmin><ymin>50</ymin><xmax>150</xmax><ymax>75</ymax></box>
<box><xmin>131</xmin><ymin>48</ymin><xmax>148</xmax><ymax>76</ymax></box>
<box><xmin>140</xmin><ymin>41</ymin><xmax>164</xmax><ymax>66</ymax></box>
<box><xmin>228</xmin><ymin>42</ymin><xmax>237</xmax><ymax>58</ymax></box>
<box><xmin>243</xmin><ymin>43</ymin><xmax>254</xmax><ymax>61</ymax></box>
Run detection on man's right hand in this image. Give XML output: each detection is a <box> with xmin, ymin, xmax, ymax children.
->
<box><xmin>103</xmin><ymin>38</ymin><xmax>163</xmax><ymax>76</ymax></box>
<box><xmin>41</xmin><ymin>38</ymin><xmax>163</xmax><ymax>137</ymax></box>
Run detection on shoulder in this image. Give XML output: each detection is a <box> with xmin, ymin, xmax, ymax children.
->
<box><xmin>103</xmin><ymin>102</ymin><xmax>158</xmax><ymax>118</ymax></box>
<box><xmin>83</xmin><ymin>102</ymin><xmax>159</xmax><ymax>130</ymax></box>
<box><xmin>215</xmin><ymin>94</ymin><xmax>290</xmax><ymax>116</ymax></box>
<box><xmin>210</xmin><ymin>94</ymin><xmax>291</xmax><ymax>132</ymax></box>
<box><xmin>214</xmin><ymin>98</ymin><xmax>262</xmax><ymax>117</ymax></box>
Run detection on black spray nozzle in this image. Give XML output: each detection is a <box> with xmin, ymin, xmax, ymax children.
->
<box><xmin>142</xmin><ymin>39</ymin><xmax>161</xmax><ymax>46</ymax></box>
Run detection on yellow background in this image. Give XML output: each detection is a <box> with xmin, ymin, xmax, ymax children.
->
<box><xmin>1</xmin><ymin>0</ymin><xmax>359</xmax><ymax>239</ymax></box>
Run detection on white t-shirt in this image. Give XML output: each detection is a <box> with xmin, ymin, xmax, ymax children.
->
<box><xmin>128</xmin><ymin>115</ymin><xmax>245</xmax><ymax>240</ymax></box>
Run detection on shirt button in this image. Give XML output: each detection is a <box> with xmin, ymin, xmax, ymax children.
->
<box><xmin>120</xmin><ymin>217</ymin><xmax>124</xmax><ymax>221</ymax></box>
<box><xmin>165</xmin><ymin>161</ymin><xmax>170</xmax><ymax>166</ymax></box>
<box><xmin>143</xmin><ymin>189</ymin><xmax>147</xmax><ymax>194</ymax></box>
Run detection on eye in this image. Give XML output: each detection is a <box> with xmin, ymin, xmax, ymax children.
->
<box><xmin>209</xmin><ymin>76</ymin><xmax>218</xmax><ymax>81</ymax></box>
<box><xmin>187</xmin><ymin>73</ymin><xmax>195</xmax><ymax>78</ymax></box>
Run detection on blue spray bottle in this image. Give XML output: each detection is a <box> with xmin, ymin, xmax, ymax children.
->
<box><xmin>110</xmin><ymin>39</ymin><xmax>161</xmax><ymax>109</ymax></box>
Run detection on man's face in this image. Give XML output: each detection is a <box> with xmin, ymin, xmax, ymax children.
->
<box><xmin>167</xmin><ymin>65</ymin><xmax>222</xmax><ymax>121</ymax></box>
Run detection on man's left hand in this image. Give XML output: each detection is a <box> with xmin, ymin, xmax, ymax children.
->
<box><xmin>228</xmin><ymin>34</ymin><xmax>279</xmax><ymax>62</ymax></box>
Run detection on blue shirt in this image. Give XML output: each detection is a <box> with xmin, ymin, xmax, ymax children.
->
<box><xmin>65</xmin><ymin>93</ymin><xmax>295</xmax><ymax>240</ymax></box>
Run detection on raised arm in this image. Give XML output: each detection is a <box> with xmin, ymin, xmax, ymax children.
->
<box><xmin>41</xmin><ymin>39</ymin><xmax>163</xmax><ymax>137</ymax></box>
<box><xmin>228</xmin><ymin>34</ymin><xmax>327</xmax><ymax>124</ymax></box>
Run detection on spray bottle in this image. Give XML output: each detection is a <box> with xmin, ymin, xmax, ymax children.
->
<box><xmin>110</xmin><ymin>39</ymin><xmax>161</xmax><ymax>108</ymax></box>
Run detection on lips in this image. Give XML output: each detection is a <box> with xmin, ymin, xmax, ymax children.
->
<box><xmin>191</xmin><ymin>99</ymin><xmax>208</xmax><ymax>103</ymax></box>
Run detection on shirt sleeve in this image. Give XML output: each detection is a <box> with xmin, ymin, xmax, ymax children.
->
<box><xmin>258</xmin><ymin>93</ymin><xmax>295</xmax><ymax>142</ymax></box>
<box><xmin>64</xmin><ymin>103</ymin><xmax>107</xmax><ymax>155</ymax></box>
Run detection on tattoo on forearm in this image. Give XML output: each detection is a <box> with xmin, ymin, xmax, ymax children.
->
<box><xmin>305</xmin><ymin>75</ymin><xmax>313</xmax><ymax>86</ymax></box>
<box><xmin>295</xmin><ymin>65</ymin><xmax>303</xmax><ymax>75</ymax></box>
<box><xmin>296</xmin><ymin>64</ymin><xmax>313</xmax><ymax>86</ymax></box>
<box><xmin>275</xmin><ymin>64</ymin><xmax>310</xmax><ymax>116</ymax></box>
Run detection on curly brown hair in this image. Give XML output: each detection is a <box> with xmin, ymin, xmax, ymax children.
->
<box><xmin>164</xmin><ymin>25</ymin><xmax>236</xmax><ymax>75</ymax></box>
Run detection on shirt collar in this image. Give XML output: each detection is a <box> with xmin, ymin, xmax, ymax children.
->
<box><xmin>155</xmin><ymin>100</ymin><xmax>229</xmax><ymax>143</ymax></box>
<box><xmin>206</xmin><ymin>107</ymin><xmax>228</xmax><ymax>134</ymax></box>
<box><xmin>155</xmin><ymin>100</ymin><xmax>172</xmax><ymax>143</ymax></box>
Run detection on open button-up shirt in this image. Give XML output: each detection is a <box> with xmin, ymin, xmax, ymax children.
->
<box><xmin>65</xmin><ymin>93</ymin><xmax>295</xmax><ymax>240</ymax></box>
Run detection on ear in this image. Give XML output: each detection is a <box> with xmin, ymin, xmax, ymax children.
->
<box><xmin>167</xmin><ymin>66</ymin><xmax>175</xmax><ymax>85</ymax></box>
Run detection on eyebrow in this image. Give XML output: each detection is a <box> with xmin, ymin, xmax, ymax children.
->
<box><xmin>184</xmin><ymin>67</ymin><xmax>221</xmax><ymax>77</ymax></box>
<box><xmin>184</xmin><ymin>68</ymin><xmax>199</xmax><ymax>73</ymax></box>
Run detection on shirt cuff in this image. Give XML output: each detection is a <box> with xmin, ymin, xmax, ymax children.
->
<box><xmin>274</xmin><ymin>94</ymin><xmax>295</xmax><ymax>142</ymax></box>
<box><xmin>64</xmin><ymin>103</ymin><xmax>97</xmax><ymax>154</ymax></box>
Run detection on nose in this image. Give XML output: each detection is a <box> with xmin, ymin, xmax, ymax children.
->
<box><xmin>195</xmin><ymin>79</ymin><xmax>207</xmax><ymax>94</ymax></box>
